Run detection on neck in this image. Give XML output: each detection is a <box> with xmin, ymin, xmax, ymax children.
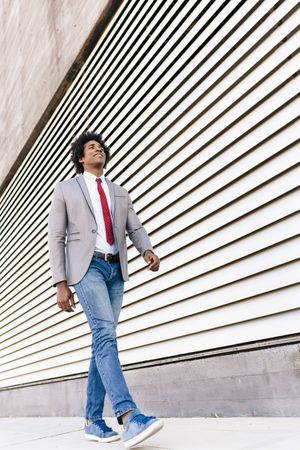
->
<box><xmin>84</xmin><ymin>168</ymin><xmax>104</xmax><ymax>177</ymax></box>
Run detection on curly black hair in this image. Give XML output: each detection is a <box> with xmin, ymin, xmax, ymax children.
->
<box><xmin>70</xmin><ymin>130</ymin><xmax>111</xmax><ymax>174</ymax></box>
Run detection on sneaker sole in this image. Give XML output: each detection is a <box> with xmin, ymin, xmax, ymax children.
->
<box><xmin>123</xmin><ymin>418</ymin><xmax>164</xmax><ymax>448</ymax></box>
<box><xmin>84</xmin><ymin>432</ymin><xmax>120</xmax><ymax>443</ymax></box>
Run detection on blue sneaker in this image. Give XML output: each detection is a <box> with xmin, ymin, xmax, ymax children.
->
<box><xmin>122</xmin><ymin>408</ymin><xmax>164</xmax><ymax>448</ymax></box>
<box><xmin>84</xmin><ymin>419</ymin><xmax>120</xmax><ymax>443</ymax></box>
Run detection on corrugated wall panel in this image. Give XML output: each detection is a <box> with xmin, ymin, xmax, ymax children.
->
<box><xmin>0</xmin><ymin>0</ymin><xmax>299</xmax><ymax>388</ymax></box>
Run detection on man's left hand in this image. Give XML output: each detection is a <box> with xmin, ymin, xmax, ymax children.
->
<box><xmin>143</xmin><ymin>250</ymin><xmax>160</xmax><ymax>272</ymax></box>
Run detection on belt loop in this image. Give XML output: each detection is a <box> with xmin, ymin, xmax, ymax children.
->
<box><xmin>104</xmin><ymin>253</ymin><xmax>108</xmax><ymax>261</ymax></box>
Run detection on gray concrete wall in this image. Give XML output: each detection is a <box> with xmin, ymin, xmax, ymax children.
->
<box><xmin>1</xmin><ymin>344</ymin><xmax>300</xmax><ymax>417</ymax></box>
<box><xmin>0</xmin><ymin>0</ymin><xmax>122</xmax><ymax>192</ymax></box>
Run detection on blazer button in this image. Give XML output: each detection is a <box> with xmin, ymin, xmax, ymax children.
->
<box><xmin>92</xmin><ymin>229</ymin><xmax>96</xmax><ymax>233</ymax></box>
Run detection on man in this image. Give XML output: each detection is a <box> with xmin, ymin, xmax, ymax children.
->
<box><xmin>47</xmin><ymin>131</ymin><xmax>164</xmax><ymax>449</ymax></box>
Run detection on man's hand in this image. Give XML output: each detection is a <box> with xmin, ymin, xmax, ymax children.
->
<box><xmin>143</xmin><ymin>250</ymin><xmax>160</xmax><ymax>272</ymax></box>
<box><xmin>56</xmin><ymin>281</ymin><xmax>76</xmax><ymax>312</ymax></box>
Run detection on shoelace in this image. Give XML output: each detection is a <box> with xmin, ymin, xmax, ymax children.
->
<box><xmin>130</xmin><ymin>413</ymin><xmax>156</xmax><ymax>426</ymax></box>
<box><xmin>92</xmin><ymin>419</ymin><xmax>113</xmax><ymax>432</ymax></box>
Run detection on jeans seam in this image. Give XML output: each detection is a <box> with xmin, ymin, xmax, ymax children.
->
<box><xmin>116</xmin><ymin>406</ymin><xmax>134</xmax><ymax>418</ymax></box>
<box><xmin>77</xmin><ymin>280</ymin><xmax>116</xmax><ymax>404</ymax></box>
<box><xmin>77</xmin><ymin>279</ymin><xmax>118</xmax><ymax>406</ymax></box>
<box><xmin>76</xmin><ymin>259</ymin><xmax>135</xmax><ymax>424</ymax></box>
<box><xmin>107</xmin><ymin>261</ymin><xmax>113</xmax><ymax>282</ymax></box>
<box><xmin>86</xmin><ymin>415</ymin><xmax>102</xmax><ymax>421</ymax></box>
<box><xmin>93</xmin><ymin>343</ymin><xmax>116</xmax><ymax>404</ymax></box>
<box><xmin>76</xmin><ymin>281</ymin><xmax>97</xmax><ymax>329</ymax></box>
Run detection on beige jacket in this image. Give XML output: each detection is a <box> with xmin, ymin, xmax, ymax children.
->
<box><xmin>47</xmin><ymin>173</ymin><xmax>154</xmax><ymax>286</ymax></box>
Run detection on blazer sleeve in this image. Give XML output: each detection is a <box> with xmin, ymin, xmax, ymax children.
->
<box><xmin>47</xmin><ymin>182</ymin><xmax>68</xmax><ymax>287</ymax></box>
<box><xmin>125</xmin><ymin>192</ymin><xmax>154</xmax><ymax>256</ymax></box>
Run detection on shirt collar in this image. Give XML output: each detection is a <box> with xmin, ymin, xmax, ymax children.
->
<box><xmin>83</xmin><ymin>171</ymin><xmax>105</xmax><ymax>184</ymax></box>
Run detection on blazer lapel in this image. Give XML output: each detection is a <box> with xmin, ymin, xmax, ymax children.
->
<box><xmin>106</xmin><ymin>178</ymin><xmax>115</xmax><ymax>220</ymax></box>
<box><xmin>76</xmin><ymin>173</ymin><xmax>116</xmax><ymax>223</ymax></box>
<box><xmin>76</xmin><ymin>174</ymin><xmax>96</xmax><ymax>223</ymax></box>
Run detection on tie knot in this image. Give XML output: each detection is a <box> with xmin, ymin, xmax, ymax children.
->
<box><xmin>96</xmin><ymin>178</ymin><xmax>102</xmax><ymax>184</ymax></box>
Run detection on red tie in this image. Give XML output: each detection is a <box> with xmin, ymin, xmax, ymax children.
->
<box><xmin>96</xmin><ymin>178</ymin><xmax>114</xmax><ymax>245</ymax></box>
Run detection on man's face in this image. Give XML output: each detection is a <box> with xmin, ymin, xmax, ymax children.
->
<box><xmin>79</xmin><ymin>140</ymin><xmax>106</xmax><ymax>169</ymax></box>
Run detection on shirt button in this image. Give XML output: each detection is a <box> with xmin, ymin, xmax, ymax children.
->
<box><xmin>92</xmin><ymin>229</ymin><xmax>96</xmax><ymax>233</ymax></box>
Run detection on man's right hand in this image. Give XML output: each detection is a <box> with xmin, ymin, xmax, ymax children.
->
<box><xmin>56</xmin><ymin>281</ymin><xmax>76</xmax><ymax>312</ymax></box>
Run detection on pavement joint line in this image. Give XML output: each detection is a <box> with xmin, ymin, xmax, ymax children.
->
<box><xmin>0</xmin><ymin>428</ymin><xmax>84</xmax><ymax>448</ymax></box>
<box><xmin>1</xmin><ymin>433</ymin><xmax>174</xmax><ymax>450</ymax></box>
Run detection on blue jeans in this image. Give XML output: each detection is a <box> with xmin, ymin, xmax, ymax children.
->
<box><xmin>74</xmin><ymin>256</ymin><xmax>137</xmax><ymax>425</ymax></box>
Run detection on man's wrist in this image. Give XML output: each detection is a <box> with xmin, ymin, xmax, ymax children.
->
<box><xmin>56</xmin><ymin>280</ymin><xmax>68</xmax><ymax>289</ymax></box>
<box><xmin>143</xmin><ymin>249</ymin><xmax>154</xmax><ymax>256</ymax></box>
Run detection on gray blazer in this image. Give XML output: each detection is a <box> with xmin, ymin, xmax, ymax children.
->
<box><xmin>47</xmin><ymin>173</ymin><xmax>154</xmax><ymax>287</ymax></box>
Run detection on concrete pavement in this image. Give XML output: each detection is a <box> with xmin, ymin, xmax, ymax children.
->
<box><xmin>0</xmin><ymin>417</ymin><xmax>300</xmax><ymax>450</ymax></box>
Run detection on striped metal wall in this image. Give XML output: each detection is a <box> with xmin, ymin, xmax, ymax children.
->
<box><xmin>1</xmin><ymin>0</ymin><xmax>300</xmax><ymax>389</ymax></box>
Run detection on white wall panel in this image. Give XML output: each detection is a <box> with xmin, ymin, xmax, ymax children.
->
<box><xmin>1</xmin><ymin>0</ymin><xmax>299</xmax><ymax>388</ymax></box>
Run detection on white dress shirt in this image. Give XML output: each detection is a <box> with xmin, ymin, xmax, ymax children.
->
<box><xmin>83</xmin><ymin>170</ymin><xmax>118</xmax><ymax>255</ymax></box>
